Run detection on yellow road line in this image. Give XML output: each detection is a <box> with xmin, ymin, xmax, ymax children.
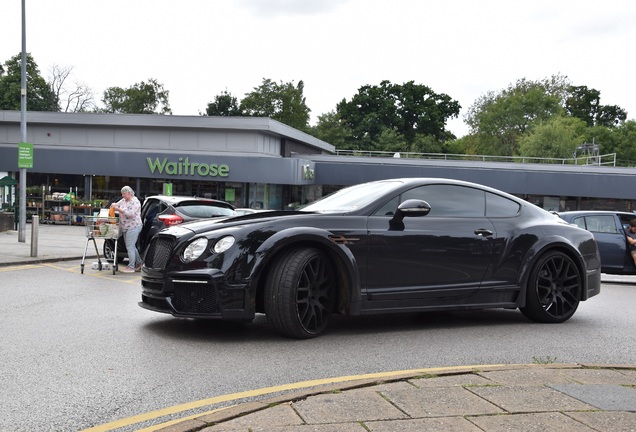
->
<box><xmin>0</xmin><ymin>263</ymin><xmax>44</xmax><ymax>272</ymax></box>
<box><xmin>0</xmin><ymin>262</ymin><xmax>140</xmax><ymax>285</ymax></box>
<box><xmin>81</xmin><ymin>364</ymin><xmax>514</xmax><ymax>432</ymax></box>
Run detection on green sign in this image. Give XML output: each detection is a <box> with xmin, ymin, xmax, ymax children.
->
<box><xmin>18</xmin><ymin>142</ymin><xmax>33</xmax><ymax>168</ymax></box>
<box><xmin>163</xmin><ymin>183</ymin><xmax>173</xmax><ymax>196</ymax></box>
<box><xmin>147</xmin><ymin>157</ymin><xmax>229</xmax><ymax>178</ymax></box>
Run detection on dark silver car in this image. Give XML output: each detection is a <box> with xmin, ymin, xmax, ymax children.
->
<box><xmin>559</xmin><ymin>210</ymin><xmax>636</xmax><ymax>275</ymax></box>
<box><xmin>104</xmin><ymin>195</ymin><xmax>235</xmax><ymax>262</ymax></box>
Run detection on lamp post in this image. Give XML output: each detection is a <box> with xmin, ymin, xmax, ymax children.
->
<box><xmin>18</xmin><ymin>0</ymin><xmax>27</xmax><ymax>242</ymax></box>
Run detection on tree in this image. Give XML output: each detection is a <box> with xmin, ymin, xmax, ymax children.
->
<box><xmin>240</xmin><ymin>78</ymin><xmax>310</xmax><ymax>130</ymax></box>
<box><xmin>310</xmin><ymin>111</ymin><xmax>353</xmax><ymax>149</ymax></box>
<box><xmin>101</xmin><ymin>78</ymin><xmax>171</xmax><ymax>114</ymax></box>
<box><xmin>519</xmin><ymin>116</ymin><xmax>587</xmax><ymax>159</ymax></box>
<box><xmin>205</xmin><ymin>90</ymin><xmax>242</xmax><ymax>116</ymax></box>
<box><xmin>0</xmin><ymin>53</ymin><xmax>57</xmax><ymax>111</ymax></box>
<box><xmin>49</xmin><ymin>64</ymin><xmax>95</xmax><ymax>112</ymax></box>
<box><xmin>606</xmin><ymin>120</ymin><xmax>636</xmax><ymax>166</ymax></box>
<box><xmin>336</xmin><ymin>80</ymin><xmax>460</xmax><ymax>151</ymax></box>
<box><xmin>565</xmin><ymin>85</ymin><xmax>627</xmax><ymax>127</ymax></box>
<box><xmin>464</xmin><ymin>75</ymin><xmax>568</xmax><ymax>156</ymax></box>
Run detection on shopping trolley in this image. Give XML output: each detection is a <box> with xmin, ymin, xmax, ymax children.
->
<box><xmin>81</xmin><ymin>215</ymin><xmax>120</xmax><ymax>274</ymax></box>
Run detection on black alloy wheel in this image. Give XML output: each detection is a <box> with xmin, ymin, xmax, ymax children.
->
<box><xmin>265</xmin><ymin>247</ymin><xmax>336</xmax><ymax>339</ymax></box>
<box><xmin>520</xmin><ymin>250</ymin><xmax>581</xmax><ymax>323</ymax></box>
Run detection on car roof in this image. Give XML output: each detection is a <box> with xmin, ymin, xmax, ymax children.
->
<box><xmin>559</xmin><ymin>210</ymin><xmax>636</xmax><ymax>216</ymax></box>
<box><xmin>145</xmin><ymin>195</ymin><xmax>235</xmax><ymax>209</ymax></box>
<box><xmin>355</xmin><ymin>177</ymin><xmax>526</xmax><ymax>201</ymax></box>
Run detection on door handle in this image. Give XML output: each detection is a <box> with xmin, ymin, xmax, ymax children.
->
<box><xmin>475</xmin><ymin>228</ymin><xmax>493</xmax><ymax>236</ymax></box>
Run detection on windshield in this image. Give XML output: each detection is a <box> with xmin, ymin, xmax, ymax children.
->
<box><xmin>176</xmin><ymin>203</ymin><xmax>236</xmax><ymax>217</ymax></box>
<box><xmin>300</xmin><ymin>180</ymin><xmax>401</xmax><ymax>213</ymax></box>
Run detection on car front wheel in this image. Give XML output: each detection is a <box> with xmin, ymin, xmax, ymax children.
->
<box><xmin>520</xmin><ymin>250</ymin><xmax>581</xmax><ymax>323</ymax></box>
<box><xmin>265</xmin><ymin>247</ymin><xmax>336</xmax><ymax>339</ymax></box>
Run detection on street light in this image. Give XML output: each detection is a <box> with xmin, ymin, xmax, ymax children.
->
<box><xmin>18</xmin><ymin>0</ymin><xmax>27</xmax><ymax>242</ymax></box>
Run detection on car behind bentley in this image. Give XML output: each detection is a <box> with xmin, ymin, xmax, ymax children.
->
<box><xmin>140</xmin><ymin>178</ymin><xmax>601</xmax><ymax>338</ymax></box>
<box><xmin>559</xmin><ymin>210</ymin><xmax>636</xmax><ymax>275</ymax></box>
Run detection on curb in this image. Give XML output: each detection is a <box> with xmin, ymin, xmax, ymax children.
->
<box><xmin>92</xmin><ymin>363</ymin><xmax>636</xmax><ymax>432</ymax></box>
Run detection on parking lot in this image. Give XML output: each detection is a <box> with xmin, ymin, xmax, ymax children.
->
<box><xmin>1</xmin><ymin>225</ymin><xmax>635</xmax><ymax>431</ymax></box>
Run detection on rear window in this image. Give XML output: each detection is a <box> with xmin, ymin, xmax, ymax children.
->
<box><xmin>176</xmin><ymin>203</ymin><xmax>235</xmax><ymax>218</ymax></box>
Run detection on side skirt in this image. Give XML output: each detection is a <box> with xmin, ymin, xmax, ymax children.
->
<box><xmin>358</xmin><ymin>284</ymin><xmax>521</xmax><ymax>315</ymax></box>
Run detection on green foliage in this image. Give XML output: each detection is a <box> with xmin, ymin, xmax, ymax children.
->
<box><xmin>205</xmin><ymin>90</ymin><xmax>243</xmax><ymax>116</ymax></box>
<box><xmin>0</xmin><ymin>53</ymin><xmax>57</xmax><ymax>111</ymax></box>
<box><xmin>239</xmin><ymin>78</ymin><xmax>310</xmax><ymax>130</ymax></box>
<box><xmin>566</xmin><ymin>85</ymin><xmax>627</xmax><ymax>127</ymax></box>
<box><xmin>532</xmin><ymin>356</ymin><xmax>557</xmax><ymax>364</ymax></box>
<box><xmin>464</xmin><ymin>74</ymin><xmax>631</xmax><ymax>160</ymax></box>
<box><xmin>608</xmin><ymin>120</ymin><xmax>636</xmax><ymax>166</ymax></box>
<box><xmin>101</xmin><ymin>78</ymin><xmax>171</xmax><ymax>114</ymax></box>
<box><xmin>310</xmin><ymin>111</ymin><xmax>353</xmax><ymax>149</ymax></box>
<box><xmin>465</xmin><ymin>76</ymin><xmax>567</xmax><ymax>156</ymax></box>
<box><xmin>519</xmin><ymin>116</ymin><xmax>587</xmax><ymax>159</ymax></box>
<box><xmin>336</xmin><ymin>80</ymin><xmax>460</xmax><ymax>151</ymax></box>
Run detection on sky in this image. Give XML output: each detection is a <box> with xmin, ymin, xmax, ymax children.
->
<box><xmin>2</xmin><ymin>0</ymin><xmax>635</xmax><ymax>138</ymax></box>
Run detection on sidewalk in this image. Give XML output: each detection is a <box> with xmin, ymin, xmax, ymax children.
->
<box><xmin>2</xmin><ymin>226</ymin><xmax>635</xmax><ymax>431</ymax></box>
<box><xmin>0</xmin><ymin>222</ymin><xmax>96</xmax><ymax>266</ymax></box>
<box><xmin>155</xmin><ymin>363</ymin><xmax>636</xmax><ymax>432</ymax></box>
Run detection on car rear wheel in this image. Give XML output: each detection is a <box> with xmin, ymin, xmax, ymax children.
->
<box><xmin>103</xmin><ymin>239</ymin><xmax>125</xmax><ymax>263</ymax></box>
<box><xmin>520</xmin><ymin>250</ymin><xmax>581</xmax><ymax>323</ymax></box>
<box><xmin>265</xmin><ymin>247</ymin><xmax>336</xmax><ymax>339</ymax></box>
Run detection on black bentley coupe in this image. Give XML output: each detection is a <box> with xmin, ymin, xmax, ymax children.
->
<box><xmin>139</xmin><ymin>178</ymin><xmax>601</xmax><ymax>338</ymax></box>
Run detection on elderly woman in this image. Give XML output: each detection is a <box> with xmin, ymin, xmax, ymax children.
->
<box><xmin>110</xmin><ymin>186</ymin><xmax>143</xmax><ymax>273</ymax></box>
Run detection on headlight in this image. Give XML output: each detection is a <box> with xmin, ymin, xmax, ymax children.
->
<box><xmin>213</xmin><ymin>235</ymin><xmax>235</xmax><ymax>254</ymax></box>
<box><xmin>181</xmin><ymin>238</ymin><xmax>209</xmax><ymax>263</ymax></box>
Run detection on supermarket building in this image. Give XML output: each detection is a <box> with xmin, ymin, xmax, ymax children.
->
<box><xmin>1</xmin><ymin>110</ymin><xmax>636</xmax><ymax>213</ymax></box>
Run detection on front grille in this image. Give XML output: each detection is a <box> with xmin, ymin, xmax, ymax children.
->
<box><xmin>173</xmin><ymin>281</ymin><xmax>219</xmax><ymax>314</ymax></box>
<box><xmin>145</xmin><ymin>237</ymin><xmax>176</xmax><ymax>269</ymax></box>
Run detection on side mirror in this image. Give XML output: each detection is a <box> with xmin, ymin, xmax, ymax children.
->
<box><xmin>389</xmin><ymin>199</ymin><xmax>431</xmax><ymax>230</ymax></box>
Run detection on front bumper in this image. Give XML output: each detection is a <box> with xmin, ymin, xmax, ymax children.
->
<box><xmin>140</xmin><ymin>266</ymin><xmax>255</xmax><ymax>321</ymax></box>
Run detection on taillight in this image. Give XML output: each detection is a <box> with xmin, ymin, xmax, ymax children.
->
<box><xmin>158</xmin><ymin>214</ymin><xmax>184</xmax><ymax>226</ymax></box>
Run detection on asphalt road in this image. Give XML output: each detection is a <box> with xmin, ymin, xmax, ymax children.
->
<box><xmin>1</xmin><ymin>261</ymin><xmax>635</xmax><ymax>431</ymax></box>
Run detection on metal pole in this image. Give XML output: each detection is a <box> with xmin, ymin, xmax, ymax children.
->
<box><xmin>30</xmin><ymin>215</ymin><xmax>38</xmax><ymax>257</ymax></box>
<box><xmin>18</xmin><ymin>0</ymin><xmax>27</xmax><ymax>243</ymax></box>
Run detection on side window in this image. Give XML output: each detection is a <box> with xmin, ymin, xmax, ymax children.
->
<box><xmin>584</xmin><ymin>215</ymin><xmax>618</xmax><ymax>233</ymax></box>
<box><xmin>571</xmin><ymin>217</ymin><xmax>586</xmax><ymax>230</ymax></box>
<box><xmin>401</xmin><ymin>185</ymin><xmax>485</xmax><ymax>217</ymax></box>
<box><xmin>619</xmin><ymin>215</ymin><xmax>634</xmax><ymax>230</ymax></box>
<box><xmin>372</xmin><ymin>196</ymin><xmax>400</xmax><ymax>216</ymax></box>
<box><xmin>486</xmin><ymin>192</ymin><xmax>520</xmax><ymax>217</ymax></box>
<box><xmin>141</xmin><ymin>200</ymin><xmax>165</xmax><ymax>223</ymax></box>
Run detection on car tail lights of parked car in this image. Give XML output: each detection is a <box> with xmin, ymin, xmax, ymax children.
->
<box><xmin>158</xmin><ymin>214</ymin><xmax>184</xmax><ymax>226</ymax></box>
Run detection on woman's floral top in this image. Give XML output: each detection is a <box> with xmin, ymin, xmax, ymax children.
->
<box><xmin>115</xmin><ymin>197</ymin><xmax>142</xmax><ymax>232</ymax></box>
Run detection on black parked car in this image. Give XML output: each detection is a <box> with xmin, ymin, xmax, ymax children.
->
<box><xmin>139</xmin><ymin>178</ymin><xmax>601</xmax><ymax>339</ymax></box>
<box><xmin>558</xmin><ymin>210</ymin><xmax>636</xmax><ymax>275</ymax></box>
<box><xmin>104</xmin><ymin>195</ymin><xmax>235</xmax><ymax>262</ymax></box>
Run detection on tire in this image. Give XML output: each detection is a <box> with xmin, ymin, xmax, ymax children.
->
<box><xmin>265</xmin><ymin>247</ymin><xmax>336</xmax><ymax>339</ymax></box>
<box><xmin>103</xmin><ymin>239</ymin><xmax>124</xmax><ymax>263</ymax></box>
<box><xmin>520</xmin><ymin>250</ymin><xmax>581</xmax><ymax>323</ymax></box>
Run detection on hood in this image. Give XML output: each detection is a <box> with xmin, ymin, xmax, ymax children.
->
<box><xmin>160</xmin><ymin>210</ymin><xmax>309</xmax><ymax>236</ymax></box>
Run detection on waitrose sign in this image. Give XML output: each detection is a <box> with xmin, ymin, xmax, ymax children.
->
<box><xmin>147</xmin><ymin>157</ymin><xmax>229</xmax><ymax>177</ymax></box>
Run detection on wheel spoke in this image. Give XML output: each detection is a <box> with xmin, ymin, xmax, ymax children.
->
<box><xmin>296</xmin><ymin>255</ymin><xmax>334</xmax><ymax>333</ymax></box>
<box><xmin>535</xmin><ymin>255</ymin><xmax>581</xmax><ymax>319</ymax></box>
